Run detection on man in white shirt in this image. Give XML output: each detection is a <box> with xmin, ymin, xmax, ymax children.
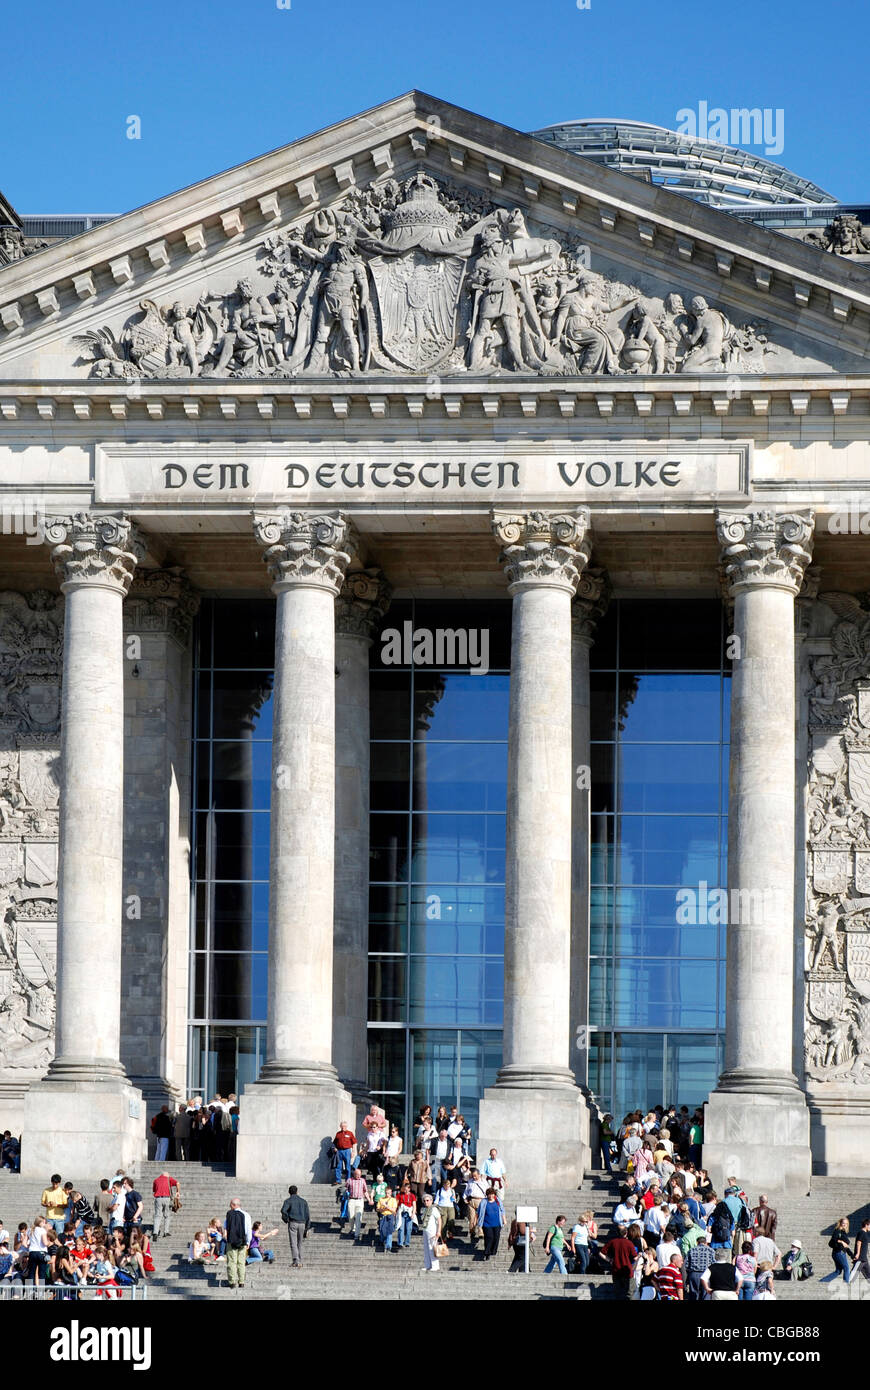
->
<box><xmin>482</xmin><ymin>1148</ymin><xmax>506</xmax><ymax>1191</ymax></box>
<box><xmin>656</xmin><ymin>1234</ymin><xmax>680</xmax><ymax>1268</ymax></box>
<box><xmin>613</xmin><ymin>1199</ymin><xmax>640</xmax><ymax>1228</ymax></box>
<box><xmin>752</xmin><ymin>1233</ymin><xmax>781</xmax><ymax>1269</ymax></box>
<box><xmin>464</xmin><ymin>1170</ymin><xmax>488</xmax><ymax>1241</ymax></box>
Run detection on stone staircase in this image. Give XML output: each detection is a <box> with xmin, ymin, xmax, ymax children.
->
<box><xmin>1</xmin><ymin>1164</ymin><xmax>867</xmax><ymax>1301</ymax></box>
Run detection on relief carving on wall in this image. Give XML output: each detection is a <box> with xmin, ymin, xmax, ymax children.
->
<box><xmin>805</xmin><ymin>592</ymin><xmax>870</xmax><ymax>1086</ymax></box>
<box><xmin>0</xmin><ymin>591</ymin><xmax>61</xmax><ymax>1078</ymax></box>
<box><xmin>72</xmin><ymin>172</ymin><xmax>777</xmax><ymax>381</ymax></box>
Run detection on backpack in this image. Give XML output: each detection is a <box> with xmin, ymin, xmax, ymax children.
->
<box><xmin>711</xmin><ymin>1203</ymin><xmax>733</xmax><ymax>1244</ymax></box>
<box><xmin>736</xmin><ymin>1202</ymin><xmax>752</xmax><ymax>1231</ymax></box>
<box><xmin>226</xmin><ymin>1209</ymin><xmax>247</xmax><ymax>1249</ymax></box>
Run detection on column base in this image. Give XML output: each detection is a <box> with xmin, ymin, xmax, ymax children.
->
<box><xmin>478</xmin><ymin>1083</ymin><xmax>589</xmax><ymax>1189</ymax></box>
<box><xmin>808</xmin><ymin>1090</ymin><xmax>870</xmax><ymax>1176</ymax></box>
<box><xmin>703</xmin><ymin>1089</ymin><xmax>811</xmax><ymax>1195</ymax></box>
<box><xmin>22</xmin><ymin>1076</ymin><xmax>146</xmax><ymax>1178</ymax></box>
<box><xmin>235</xmin><ymin>1076</ymin><xmax>354</xmax><ymax>1182</ymax></box>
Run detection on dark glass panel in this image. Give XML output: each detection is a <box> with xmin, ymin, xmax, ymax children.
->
<box><xmin>410</xmin><ymin>813</ymin><xmax>505</xmax><ymax>884</ymax></box>
<box><xmin>211</xmin><ymin>671</ymin><xmax>274</xmax><ymax>740</ymax></box>
<box><xmin>367</xmin><ymin>1028</ymin><xmax>407</xmax><ymax>1093</ymax></box>
<box><xmin>195</xmin><ymin>670</ymin><xmax>212</xmax><ymax>739</ymax></box>
<box><xmin>590</xmin><ymin>744</ymin><xmax>615</xmax><ymax>813</ymax></box>
<box><xmin>209</xmin><ymin>953</ymin><xmax>267</xmax><ymax>1021</ymax></box>
<box><xmin>408</xmin><ymin>957</ymin><xmax>503</xmax><ymax>1025</ymax></box>
<box><xmin>611</xmin><ymin>959</ymin><xmax>719</xmax><ymax>1028</ymax></box>
<box><xmin>409</xmin><ymin>884</ymin><xmax>504</xmax><ymax>954</ymax></box>
<box><xmin>618</xmin><ymin>743</ymin><xmax>720</xmax><ymax>815</ymax></box>
<box><xmin>370</xmin><ymin>813</ymin><xmax>410</xmax><ymax>882</ymax></box>
<box><xmin>197</xmin><ymin>881</ymin><xmax>269</xmax><ymax>953</ymax></box>
<box><xmin>412</xmin><ymin>1031</ymin><xmax>459</xmax><ymax>1118</ymax></box>
<box><xmin>194</xmin><ymin>811</ymin><xmax>271</xmax><ymax>881</ymax></box>
<box><xmin>413</xmin><ymin>673</ymin><xmax>510</xmax><ymax>742</ymax></box>
<box><xmin>588</xmin><ymin>1032</ymin><xmax>612</xmax><ymax>1110</ymax></box>
<box><xmin>617</xmin><ymin>600</ymin><xmax>722</xmax><ymax>671</ymax></box>
<box><xmin>196</xmin><ymin>600</ymin><xmax>214</xmax><ymax>668</ymax></box>
<box><xmin>457</xmin><ymin>1030</ymin><xmax>502</xmax><ymax>1135</ymax></box>
<box><xmin>615</xmin><ymin>815</ymin><xmax>719</xmax><ymax>886</ymax></box>
<box><xmin>613</xmin><ymin>1034</ymin><xmax>665</xmax><ymax>1117</ymax></box>
<box><xmin>665</xmin><ymin>1033</ymin><xmax>721</xmax><ymax>1110</ymax></box>
<box><xmin>588</xmin><ymin>959</ymin><xmax>612</xmax><ymax>1028</ymax></box>
<box><xmin>368</xmin><ymin>885</ymin><xmax>408</xmax><ymax>953</ymax></box>
<box><xmin>618</xmin><ymin>673</ymin><xmax>722</xmax><ymax>743</ymax></box>
<box><xmin>413</xmin><ymin>599</ymin><xmax>511</xmax><ymax>670</ymax></box>
<box><xmin>211</xmin><ymin>599</ymin><xmax>275</xmax><ymax>669</ymax></box>
<box><xmin>370</xmin><ymin>671</ymin><xmax>412</xmax><ymax>740</ymax></box>
<box><xmin>197</xmin><ymin>741</ymin><xmax>273</xmax><ymax>812</ymax></box>
<box><xmin>413</xmin><ymin>742</ymin><xmax>507</xmax><ymax>813</ymax></box>
<box><xmin>193</xmin><ymin>953</ymin><xmax>206</xmax><ymax>1017</ymax></box>
<box><xmin>370</xmin><ymin>742</ymin><xmax>411</xmax><ymax>811</ymax></box>
<box><xmin>368</xmin><ymin>957</ymin><xmax>406</xmax><ymax>1022</ymax></box>
<box><xmin>589</xmin><ymin>672</ymin><xmax>617</xmax><ymax>740</ymax></box>
<box><xmin>590</xmin><ymin>607</ymin><xmax>617</xmax><ymax>668</ymax></box>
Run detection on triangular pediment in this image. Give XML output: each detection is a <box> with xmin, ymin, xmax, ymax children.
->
<box><xmin>0</xmin><ymin>91</ymin><xmax>868</xmax><ymax>384</ymax></box>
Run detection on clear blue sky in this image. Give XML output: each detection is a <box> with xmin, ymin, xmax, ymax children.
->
<box><xmin>4</xmin><ymin>0</ymin><xmax>868</xmax><ymax>213</ymax></box>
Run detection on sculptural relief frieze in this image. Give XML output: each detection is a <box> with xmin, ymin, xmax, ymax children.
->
<box><xmin>72</xmin><ymin>172</ymin><xmax>780</xmax><ymax>381</ymax></box>
<box><xmin>0</xmin><ymin>591</ymin><xmax>61</xmax><ymax>1080</ymax></box>
<box><xmin>805</xmin><ymin>592</ymin><xmax>870</xmax><ymax>1087</ymax></box>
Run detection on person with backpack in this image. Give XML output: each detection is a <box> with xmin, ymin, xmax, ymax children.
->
<box><xmin>709</xmin><ymin>1195</ymin><xmax>735</xmax><ymax>1251</ymax></box>
<box><xmin>224</xmin><ymin>1197</ymin><xmax>252</xmax><ymax>1289</ymax></box>
<box><xmin>543</xmin><ymin>1215</ymin><xmax>568</xmax><ymax>1274</ymax></box>
<box><xmin>829</xmin><ymin>1217</ymin><xmax>852</xmax><ymax>1282</ymax></box>
<box><xmin>280</xmin><ymin>1184</ymin><xmax>311</xmax><ymax>1268</ymax></box>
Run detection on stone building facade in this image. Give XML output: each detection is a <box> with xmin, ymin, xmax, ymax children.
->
<box><xmin>0</xmin><ymin>93</ymin><xmax>869</xmax><ymax>1188</ymax></box>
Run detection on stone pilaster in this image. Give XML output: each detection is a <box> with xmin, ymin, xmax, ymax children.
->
<box><xmin>478</xmin><ymin>510</ymin><xmax>591</xmax><ymax>1187</ymax></box>
<box><xmin>122</xmin><ymin>568</ymin><xmax>199</xmax><ymax>1138</ymax></box>
<box><xmin>703</xmin><ymin>509</ymin><xmax>814</xmax><ymax>1194</ymax></box>
<box><xmin>23</xmin><ymin>513</ymin><xmax>147</xmax><ymax>1176</ymax></box>
<box><xmin>333</xmin><ymin>566</ymin><xmax>391</xmax><ymax>1111</ymax></box>
<box><xmin>570</xmin><ymin>569</ymin><xmax>611</xmax><ymax>1169</ymax></box>
<box><xmin>236</xmin><ymin>511</ymin><xmax>355</xmax><ymax>1181</ymax></box>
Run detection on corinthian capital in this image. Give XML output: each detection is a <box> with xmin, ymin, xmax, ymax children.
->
<box><xmin>492</xmin><ymin>509</ymin><xmax>591</xmax><ymax>594</ymax></box>
<box><xmin>43</xmin><ymin>513</ymin><xmax>145</xmax><ymax>594</ymax></box>
<box><xmin>336</xmin><ymin>567</ymin><xmax>393</xmax><ymax>640</ymax></box>
<box><xmin>252</xmin><ymin>510</ymin><xmax>351</xmax><ymax>594</ymax></box>
<box><xmin>572</xmin><ymin>567</ymin><xmax>612</xmax><ymax>644</ymax></box>
<box><xmin>716</xmin><ymin>509</ymin><xmax>815</xmax><ymax>596</ymax></box>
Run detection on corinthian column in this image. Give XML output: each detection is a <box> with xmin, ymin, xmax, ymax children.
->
<box><xmin>703</xmin><ymin>508</ymin><xmax>814</xmax><ymax>1194</ymax></box>
<box><xmin>333</xmin><ymin>565</ymin><xmax>391</xmax><ymax>1107</ymax></box>
<box><xmin>236</xmin><ymin>510</ymin><xmax>355</xmax><ymax>1181</ymax></box>
<box><xmin>478</xmin><ymin>510</ymin><xmax>591</xmax><ymax>1187</ymax></box>
<box><xmin>23</xmin><ymin>513</ymin><xmax>147</xmax><ymax>1176</ymax></box>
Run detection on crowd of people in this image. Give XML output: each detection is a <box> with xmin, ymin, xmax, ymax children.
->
<box><xmin>150</xmin><ymin>1096</ymin><xmax>239</xmax><ymax>1163</ymax></box>
<box><xmin>0</xmin><ymin>1169</ymin><xmax>172</xmax><ymax>1297</ymax></box>
<box><xmin>594</xmin><ymin>1107</ymin><xmax>870</xmax><ymax>1300</ymax></box>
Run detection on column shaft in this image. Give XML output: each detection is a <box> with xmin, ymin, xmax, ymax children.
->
<box><xmin>268</xmin><ymin>583</ymin><xmax>339</xmax><ymax>1077</ymax></box>
<box><xmin>724</xmin><ymin>583</ymin><xmax>800</xmax><ymax>1087</ymax></box>
<box><xmin>502</xmin><ymin>584</ymin><xmax>574</xmax><ymax>1083</ymax></box>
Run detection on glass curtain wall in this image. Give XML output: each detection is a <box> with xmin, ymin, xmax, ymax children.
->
<box><xmin>587</xmin><ymin>599</ymin><xmax>730</xmax><ymax>1119</ymax></box>
<box><xmin>188</xmin><ymin>598</ymin><xmax>274</xmax><ymax>1097</ymax></box>
<box><xmin>367</xmin><ymin>600</ymin><xmax>510</xmax><ymax>1140</ymax></box>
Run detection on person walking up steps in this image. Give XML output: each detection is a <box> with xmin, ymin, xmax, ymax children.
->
<box><xmin>281</xmin><ymin>1185</ymin><xmax>310</xmax><ymax>1269</ymax></box>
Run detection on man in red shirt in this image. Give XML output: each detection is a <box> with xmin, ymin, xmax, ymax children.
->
<box><xmin>152</xmin><ymin>1170</ymin><xmax>179</xmax><ymax>1239</ymax></box>
<box><xmin>332</xmin><ymin>1121</ymin><xmax>357</xmax><ymax>1184</ymax></box>
<box><xmin>655</xmin><ymin>1251</ymin><xmax>684</xmax><ymax>1300</ymax></box>
<box><xmin>602</xmin><ymin>1234</ymin><xmax>637</xmax><ymax>1300</ymax></box>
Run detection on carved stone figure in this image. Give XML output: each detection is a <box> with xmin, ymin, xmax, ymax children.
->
<box><xmin>211</xmin><ymin>279</ymin><xmax>280</xmax><ymax>375</ymax></box>
<box><xmin>69</xmin><ymin>171</ymin><xmax>786</xmax><ymax>380</ymax></box>
<box><xmin>812</xmin><ymin>899</ymin><xmax>843</xmax><ymax>969</ymax></box>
